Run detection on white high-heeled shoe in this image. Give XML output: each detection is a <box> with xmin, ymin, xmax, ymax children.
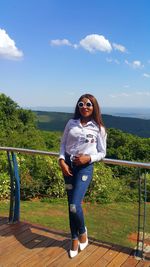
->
<box><xmin>69</xmin><ymin>241</ymin><xmax>79</xmax><ymax>258</ymax></box>
<box><xmin>79</xmin><ymin>227</ymin><xmax>88</xmax><ymax>251</ymax></box>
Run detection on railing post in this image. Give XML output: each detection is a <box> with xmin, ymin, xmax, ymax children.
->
<box><xmin>135</xmin><ymin>169</ymin><xmax>142</xmax><ymax>258</ymax></box>
<box><xmin>7</xmin><ymin>152</ymin><xmax>14</xmax><ymax>222</ymax></box>
<box><xmin>135</xmin><ymin>168</ymin><xmax>147</xmax><ymax>259</ymax></box>
<box><xmin>12</xmin><ymin>152</ymin><xmax>20</xmax><ymax>222</ymax></box>
<box><xmin>7</xmin><ymin>151</ymin><xmax>20</xmax><ymax>223</ymax></box>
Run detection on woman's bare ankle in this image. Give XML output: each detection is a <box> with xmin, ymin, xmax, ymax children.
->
<box><xmin>79</xmin><ymin>232</ymin><xmax>87</xmax><ymax>243</ymax></box>
<box><xmin>71</xmin><ymin>239</ymin><xmax>79</xmax><ymax>251</ymax></box>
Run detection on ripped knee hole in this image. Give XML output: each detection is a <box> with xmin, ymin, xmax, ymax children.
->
<box><xmin>70</xmin><ymin>204</ymin><xmax>76</xmax><ymax>213</ymax></box>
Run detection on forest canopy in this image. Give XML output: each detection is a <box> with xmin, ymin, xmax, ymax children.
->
<box><xmin>0</xmin><ymin>93</ymin><xmax>46</xmax><ymax>149</ymax></box>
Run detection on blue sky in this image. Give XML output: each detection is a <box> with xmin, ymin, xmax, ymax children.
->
<box><xmin>0</xmin><ymin>0</ymin><xmax>150</xmax><ymax>109</ymax></box>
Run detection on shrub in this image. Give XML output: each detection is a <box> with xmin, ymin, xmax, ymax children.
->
<box><xmin>86</xmin><ymin>163</ymin><xmax>138</xmax><ymax>203</ymax></box>
<box><xmin>0</xmin><ymin>173</ymin><xmax>10</xmax><ymax>199</ymax></box>
<box><xmin>0</xmin><ymin>152</ymin><xmax>10</xmax><ymax>200</ymax></box>
<box><xmin>45</xmin><ymin>157</ymin><xmax>65</xmax><ymax>198</ymax></box>
<box><xmin>18</xmin><ymin>154</ymin><xmax>65</xmax><ymax>200</ymax></box>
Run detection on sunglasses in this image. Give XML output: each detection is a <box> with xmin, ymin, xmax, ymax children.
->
<box><xmin>78</xmin><ymin>101</ymin><xmax>93</xmax><ymax>108</ymax></box>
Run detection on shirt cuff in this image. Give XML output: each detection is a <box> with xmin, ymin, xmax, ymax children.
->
<box><xmin>59</xmin><ymin>154</ymin><xmax>65</xmax><ymax>161</ymax></box>
<box><xmin>90</xmin><ymin>154</ymin><xmax>104</xmax><ymax>163</ymax></box>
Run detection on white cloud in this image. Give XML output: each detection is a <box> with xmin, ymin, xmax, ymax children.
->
<box><xmin>112</xmin><ymin>43</ymin><xmax>127</xmax><ymax>53</ymax></box>
<box><xmin>50</xmin><ymin>34</ymin><xmax>112</xmax><ymax>53</ymax></box>
<box><xmin>50</xmin><ymin>38</ymin><xmax>79</xmax><ymax>49</ymax></box>
<box><xmin>73</xmin><ymin>44</ymin><xmax>79</xmax><ymax>49</ymax></box>
<box><xmin>50</xmin><ymin>39</ymin><xmax>72</xmax><ymax>46</ymax></box>
<box><xmin>105</xmin><ymin>91</ymin><xmax>150</xmax><ymax>107</ymax></box>
<box><xmin>50</xmin><ymin>34</ymin><xmax>129</xmax><ymax>55</ymax></box>
<box><xmin>79</xmin><ymin>34</ymin><xmax>112</xmax><ymax>53</ymax></box>
<box><xmin>0</xmin><ymin>28</ymin><xmax>23</xmax><ymax>60</ymax></box>
<box><xmin>136</xmin><ymin>91</ymin><xmax>150</xmax><ymax>96</ymax></box>
<box><xmin>125</xmin><ymin>60</ymin><xmax>144</xmax><ymax>69</ymax></box>
<box><xmin>133</xmin><ymin>60</ymin><xmax>143</xmax><ymax>68</ymax></box>
<box><xmin>143</xmin><ymin>73</ymin><xmax>150</xmax><ymax>78</ymax></box>
<box><xmin>106</xmin><ymin>57</ymin><xmax>120</xmax><ymax>64</ymax></box>
<box><xmin>110</xmin><ymin>93</ymin><xmax>130</xmax><ymax>98</ymax></box>
<box><xmin>109</xmin><ymin>91</ymin><xmax>150</xmax><ymax>98</ymax></box>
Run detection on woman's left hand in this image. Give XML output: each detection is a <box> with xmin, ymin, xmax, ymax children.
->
<box><xmin>73</xmin><ymin>154</ymin><xmax>91</xmax><ymax>166</ymax></box>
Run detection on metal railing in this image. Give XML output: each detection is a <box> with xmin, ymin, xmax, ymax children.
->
<box><xmin>0</xmin><ymin>146</ymin><xmax>150</xmax><ymax>260</ymax></box>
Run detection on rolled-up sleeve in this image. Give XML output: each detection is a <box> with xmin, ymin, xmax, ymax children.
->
<box><xmin>90</xmin><ymin>126</ymin><xmax>107</xmax><ymax>163</ymax></box>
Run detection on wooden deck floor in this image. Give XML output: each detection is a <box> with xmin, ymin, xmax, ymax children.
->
<box><xmin>0</xmin><ymin>217</ymin><xmax>149</xmax><ymax>267</ymax></box>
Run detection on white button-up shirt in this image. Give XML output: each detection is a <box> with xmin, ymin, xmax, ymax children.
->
<box><xmin>59</xmin><ymin>119</ymin><xmax>107</xmax><ymax>163</ymax></box>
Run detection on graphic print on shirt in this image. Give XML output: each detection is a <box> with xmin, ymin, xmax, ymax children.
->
<box><xmin>69</xmin><ymin>126</ymin><xmax>98</xmax><ymax>155</ymax></box>
<box><xmin>85</xmin><ymin>133</ymin><xmax>97</xmax><ymax>144</ymax></box>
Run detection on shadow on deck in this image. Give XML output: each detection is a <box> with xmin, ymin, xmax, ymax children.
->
<box><xmin>0</xmin><ymin>216</ymin><xmax>149</xmax><ymax>267</ymax></box>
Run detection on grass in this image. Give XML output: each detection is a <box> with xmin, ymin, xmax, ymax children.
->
<box><xmin>0</xmin><ymin>199</ymin><xmax>150</xmax><ymax>248</ymax></box>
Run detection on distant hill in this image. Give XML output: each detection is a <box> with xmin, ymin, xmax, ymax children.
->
<box><xmin>103</xmin><ymin>114</ymin><xmax>150</xmax><ymax>137</ymax></box>
<box><xmin>34</xmin><ymin>111</ymin><xmax>150</xmax><ymax>138</ymax></box>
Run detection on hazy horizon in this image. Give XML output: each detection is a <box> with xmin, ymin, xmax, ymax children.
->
<box><xmin>26</xmin><ymin>106</ymin><xmax>150</xmax><ymax>119</ymax></box>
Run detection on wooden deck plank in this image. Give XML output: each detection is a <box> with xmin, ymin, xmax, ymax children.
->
<box><xmin>16</xmin><ymin>239</ymin><xmax>66</xmax><ymax>267</ymax></box>
<box><xmin>39</xmin><ymin>240</ymin><xmax>71</xmax><ymax>267</ymax></box>
<box><xmin>106</xmin><ymin>247</ymin><xmax>133</xmax><ymax>267</ymax></box>
<box><xmin>77</xmin><ymin>243</ymin><xmax>112</xmax><ymax>267</ymax></box>
<box><xmin>121</xmin><ymin>255</ymin><xmax>140</xmax><ymax>267</ymax></box>
<box><xmin>8</xmin><ymin>222</ymin><xmax>70</xmax><ymax>266</ymax></box>
<box><xmin>136</xmin><ymin>261</ymin><xmax>150</xmax><ymax>267</ymax></box>
<box><xmin>0</xmin><ymin>224</ymin><xmax>68</xmax><ymax>266</ymax></box>
<box><xmin>48</xmin><ymin>241</ymin><xmax>98</xmax><ymax>267</ymax></box>
<box><xmin>0</xmin><ymin>218</ymin><xmax>149</xmax><ymax>267</ymax></box>
<box><xmin>17</xmin><ymin>234</ymin><xmax>69</xmax><ymax>266</ymax></box>
<box><xmin>0</xmin><ymin>233</ymin><xmax>43</xmax><ymax>265</ymax></box>
<box><xmin>93</xmin><ymin>245</ymin><xmax>125</xmax><ymax>266</ymax></box>
<box><xmin>0</xmin><ymin>217</ymin><xmax>8</xmax><ymax>225</ymax></box>
<box><xmin>18</xmin><ymin>239</ymin><xmax>69</xmax><ymax>267</ymax></box>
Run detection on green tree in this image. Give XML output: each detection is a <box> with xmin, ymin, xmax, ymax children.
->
<box><xmin>0</xmin><ymin>93</ymin><xmax>45</xmax><ymax>149</ymax></box>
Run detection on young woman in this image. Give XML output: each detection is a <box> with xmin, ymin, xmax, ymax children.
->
<box><xmin>59</xmin><ymin>94</ymin><xmax>107</xmax><ymax>258</ymax></box>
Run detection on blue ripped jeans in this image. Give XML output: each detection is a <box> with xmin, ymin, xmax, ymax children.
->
<box><xmin>64</xmin><ymin>153</ymin><xmax>94</xmax><ymax>240</ymax></box>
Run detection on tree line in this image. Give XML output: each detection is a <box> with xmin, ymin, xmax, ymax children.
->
<box><xmin>35</xmin><ymin>110</ymin><xmax>150</xmax><ymax>137</ymax></box>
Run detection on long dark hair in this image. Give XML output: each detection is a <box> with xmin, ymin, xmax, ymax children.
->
<box><xmin>73</xmin><ymin>94</ymin><xmax>105</xmax><ymax>129</ymax></box>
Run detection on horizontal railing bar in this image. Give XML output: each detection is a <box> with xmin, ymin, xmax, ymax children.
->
<box><xmin>103</xmin><ymin>158</ymin><xmax>150</xmax><ymax>169</ymax></box>
<box><xmin>0</xmin><ymin>146</ymin><xmax>150</xmax><ymax>169</ymax></box>
<box><xmin>0</xmin><ymin>147</ymin><xmax>58</xmax><ymax>157</ymax></box>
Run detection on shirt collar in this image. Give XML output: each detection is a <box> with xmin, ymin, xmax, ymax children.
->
<box><xmin>76</xmin><ymin>119</ymin><xmax>97</xmax><ymax>127</ymax></box>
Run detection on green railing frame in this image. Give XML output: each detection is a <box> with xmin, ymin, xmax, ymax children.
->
<box><xmin>0</xmin><ymin>146</ymin><xmax>150</xmax><ymax>260</ymax></box>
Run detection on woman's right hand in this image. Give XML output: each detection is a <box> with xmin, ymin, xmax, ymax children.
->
<box><xmin>59</xmin><ymin>159</ymin><xmax>73</xmax><ymax>176</ymax></box>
